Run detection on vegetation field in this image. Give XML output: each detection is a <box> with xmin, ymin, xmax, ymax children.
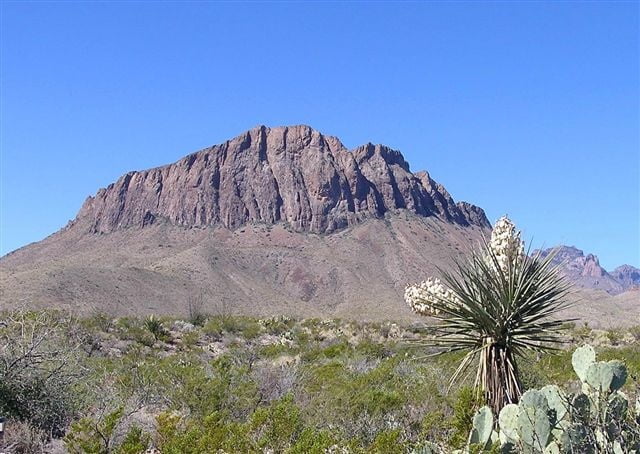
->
<box><xmin>1</xmin><ymin>309</ymin><xmax>638</xmax><ymax>453</ymax></box>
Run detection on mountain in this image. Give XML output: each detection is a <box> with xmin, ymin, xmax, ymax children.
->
<box><xmin>0</xmin><ymin>126</ymin><xmax>636</xmax><ymax>326</ymax></box>
<box><xmin>0</xmin><ymin>125</ymin><xmax>489</xmax><ymax>320</ymax></box>
<box><xmin>76</xmin><ymin>125</ymin><xmax>489</xmax><ymax>235</ymax></box>
<box><xmin>610</xmin><ymin>265</ymin><xmax>640</xmax><ymax>290</ymax></box>
<box><xmin>535</xmin><ymin>246</ymin><xmax>639</xmax><ymax>295</ymax></box>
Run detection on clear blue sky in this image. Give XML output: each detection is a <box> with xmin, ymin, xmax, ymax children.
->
<box><xmin>1</xmin><ymin>1</ymin><xmax>638</xmax><ymax>269</ymax></box>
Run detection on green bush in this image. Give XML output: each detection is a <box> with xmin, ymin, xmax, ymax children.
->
<box><xmin>143</xmin><ymin>315</ymin><xmax>168</xmax><ymax>342</ymax></box>
<box><xmin>368</xmin><ymin>429</ymin><xmax>404</xmax><ymax>453</ymax></box>
<box><xmin>156</xmin><ymin>411</ymin><xmax>252</xmax><ymax>453</ymax></box>
<box><xmin>250</xmin><ymin>395</ymin><xmax>303</xmax><ymax>451</ymax></box>
<box><xmin>289</xmin><ymin>427</ymin><xmax>339</xmax><ymax>453</ymax></box>
<box><xmin>448</xmin><ymin>386</ymin><xmax>483</xmax><ymax>449</ymax></box>
<box><xmin>115</xmin><ymin>426</ymin><xmax>150</xmax><ymax>454</ymax></box>
<box><xmin>64</xmin><ymin>407</ymin><xmax>124</xmax><ymax>453</ymax></box>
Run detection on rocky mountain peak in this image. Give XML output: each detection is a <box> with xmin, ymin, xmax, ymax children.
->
<box><xmin>76</xmin><ymin>125</ymin><xmax>490</xmax><ymax>235</ymax></box>
<box><xmin>353</xmin><ymin>143</ymin><xmax>411</xmax><ymax>172</ymax></box>
<box><xmin>535</xmin><ymin>245</ymin><xmax>638</xmax><ymax>295</ymax></box>
<box><xmin>611</xmin><ymin>264</ymin><xmax>640</xmax><ymax>289</ymax></box>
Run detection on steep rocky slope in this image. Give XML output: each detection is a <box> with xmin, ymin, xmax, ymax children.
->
<box><xmin>536</xmin><ymin>246</ymin><xmax>640</xmax><ymax>295</ymax></box>
<box><xmin>76</xmin><ymin>125</ymin><xmax>489</xmax><ymax>235</ymax></box>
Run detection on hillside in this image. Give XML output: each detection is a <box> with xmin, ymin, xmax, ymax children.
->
<box><xmin>1</xmin><ymin>125</ymin><xmax>636</xmax><ymax>326</ymax></box>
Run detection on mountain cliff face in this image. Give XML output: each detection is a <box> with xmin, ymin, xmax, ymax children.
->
<box><xmin>536</xmin><ymin>246</ymin><xmax>639</xmax><ymax>295</ymax></box>
<box><xmin>76</xmin><ymin>125</ymin><xmax>489</xmax><ymax>234</ymax></box>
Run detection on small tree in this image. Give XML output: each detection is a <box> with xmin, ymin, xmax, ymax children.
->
<box><xmin>405</xmin><ymin>216</ymin><xmax>572</xmax><ymax>414</ymax></box>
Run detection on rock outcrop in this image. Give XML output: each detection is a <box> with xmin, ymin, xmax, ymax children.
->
<box><xmin>536</xmin><ymin>246</ymin><xmax>639</xmax><ymax>295</ymax></box>
<box><xmin>76</xmin><ymin>125</ymin><xmax>489</xmax><ymax>234</ymax></box>
<box><xmin>611</xmin><ymin>265</ymin><xmax>640</xmax><ymax>290</ymax></box>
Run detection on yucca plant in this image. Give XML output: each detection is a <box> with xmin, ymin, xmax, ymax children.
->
<box><xmin>144</xmin><ymin>314</ymin><xmax>167</xmax><ymax>341</ymax></box>
<box><xmin>405</xmin><ymin>216</ymin><xmax>573</xmax><ymax>414</ymax></box>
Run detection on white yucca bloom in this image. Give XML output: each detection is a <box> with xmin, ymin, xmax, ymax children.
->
<box><xmin>403</xmin><ymin>215</ymin><xmax>571</xmax><ymax>414</ymax></box>
<box><xmin>404</xmin><ymin>277</ymin><xmax>458</xmax><ymax>316</ymax></box>
<box><xmin>488</xmin><ymin>215</ymin><xmax>525</xmax><ymax>274</ymax></box>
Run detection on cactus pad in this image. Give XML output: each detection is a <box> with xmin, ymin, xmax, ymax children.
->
<box><xmin>572</xmin><ymin>345</ymin><xmax>596</xmax><ymax>383</ymax></box>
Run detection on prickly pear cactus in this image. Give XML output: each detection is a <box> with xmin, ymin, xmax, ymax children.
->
<box><xmin>572</xmin><ymin>345</ymin><xmax>596</xmax><ymax>382</ymax></box>
<box><xmin>585</xmin><ymin>361</ymin><xmax>617</xmax><ymax>392</ymax></box>
<box><xmin>605</xmin><ymin>392</ymin><xmax>628</xmax><ymax>440</ymax></box>
<box><xmin>518</xmin><ymin>390</ymin><xmax>552</xmax><ymax>452</ymax></box>
<box><xmin>571</xmin><ymin>393</ymin><xmax>591</xmax><ymax>423</ymax></box>
<box><xmin>467</xmin><ymin>345</ymin><xmax>639</xmax><ymax>453</ymax></box>
<box><xmin>469</xmin><ymin>405</ymin><xmax>494</xmax><ymax>449</ymax></box>
<box><xmin>565</xmin><ymin>422</ymin><xmax>595</xmax><ymax>454</ymax></box>
<box><xmin>540</xmin><ymin>385</ymin><xmax>567</xmax><ymax>424</ymax></box>
<box><xmin>608</xmin><ymin>360</ymin><xmax>628</xmax><ymax>392</ymax></box>
<box><xmin>499</xmin><ymin>404</ymin><xmax>520</xmax><ymax>446</ymax></box>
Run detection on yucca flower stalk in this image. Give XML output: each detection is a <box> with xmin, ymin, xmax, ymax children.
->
<box><xmin>405</xmin><ymin>216</ymin><xmax>573</xmax><ymax>414</ymax></box>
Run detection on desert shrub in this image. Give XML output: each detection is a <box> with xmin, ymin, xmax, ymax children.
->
<box><xmin>249</xmin><ymin>394</ymin><xmax>303</xmax><ymax>451</ymax></box>
<box><xmin>448</xmin><ymin>386</ymin><xmax>484</xmax><ymax>449</ymax></box>
<box><xmin>368</xmin><ymin>428</ymin><xmax>404</xmax><ymax>453</ymax></box>
<box><xmin>355</xmin><ymin>339</ymin><xmax>390</xmax><ymax>359</ymax></box>
<box><xmin>516</xmin><ymin>353</ymin><xmax>547</xmax><ymax>391</ymax></box>
<box><xmin>291</xmin><ymin>328</ymin><xmax>310</xmax><ymax>347</ymax></box>
<box><xmin>606</xmin><ymin>328</ymin><xmax>625</xmax><ymax>345</ymax></box>
<box><xmin>115</xmin><ymin>425</ymin><xmax>150</xmax><ymax>454</ymax></box>
<box><xmin>114</xmin><ymin>318</ymin><xmax>156</xmax><ymax>346</ymax></box>
<box><xmin>133</xmin><ymin>354</ymin><xmax>260</xmax><ymax>419</ymax></box>
<box><xmin>532</xmin><ymin>349</ymin><xmax>576</xmax><ymax>384</ymax></box>
<box><xmin>155</xmin><ymin>411</ymin><xmax>252</xmax><ymax>453</ymax></box>
<box><xmin>64</xmin><ymin>407</ymin><xmax>125</xmax><ymax>453</ymax></box>
<box><xmin>143</xmin><ymin>315</ymin><xmax>168</xmax><ymax>341</ymax></box>
<box><xmin>289</xmin><ymin>427</ymin><xmax>339</xmax><ymax>453</ymax></box>
<box><xmin>574</xmin><ymin>322</ymin><xmax>593</xmax><ymax>341</ymax></box>
<box><xmin>419</xmin><ymin>409</ymin><xmax>449</xmax><ymax>446</ymax></box>
<box><xmin>239</xmin><ymin>318</ymin><xmax>263</xmax><ymax>339</ymax></box>
<box><xmin>630</xmin><ymin>325</ymin><xmax>640</xmax><ymax>342</ymax></box>
<box><xmin>202</xmin><ymin>315</ymin><xmax>260</xmax><ymax>338</ymax></box>
<box><xmin>0</xmin><ymin>420</ymin><xmax>47</xmax><ymax>454</ymax></box>
<box><xmin>186</xmin><ymin>293</ymin><xmax>207</xmax><ymax>327</ymax></box>
<box><xmin>202</xmin><ymin>317</ymin><xmax>224</xmax><ymax>337</ymax></box>
<box><xmin>133</xmin><ymin>328</ymin><xmax>156</xmax><ymax>347</ymax></box>
<box><xmin>322</xmin><ymin>339</ymin><xmax>350</xmax><ymax>358</ymax></box>
<box><xmin>260</xmin><ymin>315</ymin><xmax>295</xmax><ymax>335</ymax></box>
<box><xmin>300</xmin><ymin>345</ymin><xmax>325</xmax><ymax>363</ymax></box>
<box><xmin>259</xmin><ymin>343</ymin><xmax>298</xmax><ymax>358</ymax></box>
<box><xmin>252</xmin><ymin>363</ymin><xmax>298</xmax><ymax>403</ymax></box>
<box><xmin>81</xmin><ymin>312</ymin><xmax>114</xmax><ymax>333</ymax></box>
<box><xmin>180</xmin><ymin>330</ymin><xmax>200</xmax><ymax>349</ymax></box>
<box><xmin>0</xmin><ymin>310</ymin><xmax>86</xmax><ymax>437</ymax></box>
<box><xmin>114</xmin><ymin>317</ymin><xmax>137</xmax><ymax>332</ymax></box>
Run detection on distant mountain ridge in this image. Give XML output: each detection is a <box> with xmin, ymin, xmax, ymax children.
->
<box><xmin>535</xmin><ymin>245</ymin><xmax>640</xmax><ymax>295</ymax></box>
<box><xmin>76</xmin><ymin>125</ymin><xmax>489</xmax><ymax>235</ymax></box>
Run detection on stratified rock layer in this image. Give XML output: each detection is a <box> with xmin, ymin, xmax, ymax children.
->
<box><xmin>77</xmin><ymin>125</ymin><xmax>489</xmax><ymax>234</ymax></box>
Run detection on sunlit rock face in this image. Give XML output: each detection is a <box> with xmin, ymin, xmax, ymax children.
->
<box><xmin>76</xmin><ymin>125</ymin><xmax>489</xmax><ymax>234</ymax></box>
